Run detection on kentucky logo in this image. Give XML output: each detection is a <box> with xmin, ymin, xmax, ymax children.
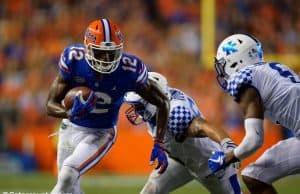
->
<box><xmin>222</xmin><ymin>41</ymin><xmax>238</xmax><ymax>55</ymax></box>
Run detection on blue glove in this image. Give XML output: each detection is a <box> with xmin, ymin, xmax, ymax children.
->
<box><xmin>70</xmin><ymin>91</ymin><xmax>97</xmax><ymax>120</ymax></box>
<box><xmin>208</xmin><ymin>151</ymin><xmax>226</xmax><ymax>174</ymax></box>
<box><xmin>150</xmin><ymin>141</ymin><xmax>168</xmax><ymax>174</ymax></box>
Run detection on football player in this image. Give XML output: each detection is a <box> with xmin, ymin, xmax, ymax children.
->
<box><xmin>45</xmin><ymin>18</ymin><xmax>169</xmax><ymax>194</ymax></box>
<box><xmin>124</xmin><ymin>72</ymin><xmax>242</xmax><ymax>194</ymax></box>
<box><xmin>208</xmin><ymin>34</ymin><xmax>300</xmax><ymax>194</ymax></box>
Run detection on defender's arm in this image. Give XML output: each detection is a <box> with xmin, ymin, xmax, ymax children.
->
<box><xmin>227</xmin><ymin>86</ymin><xmax>264</xmax><ymax>163</ymax></box>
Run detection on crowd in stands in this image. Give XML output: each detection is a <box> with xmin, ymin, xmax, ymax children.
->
<box><xmin>0</xmin><ymin>0</ymin><xmax>300</xmax><ymax>153</ymax></box>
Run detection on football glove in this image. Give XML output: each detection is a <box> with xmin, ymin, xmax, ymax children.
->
<box><xmin>150</xmin><ymin>141</ymin><xmax>168</xmax><ymax>174</ymax></box>
<box><xmin>221</xmin><ymin>138</ymin><xmax>241</xmax><ymax>169</ymax></box>
<box><xmin>208</xmin><ymin>151</ymin><xmax>226</xmax><ymax>174</ymax></box>
<box><xmin>70</xmin><ymin>91</ymin><xmax>97</xmax><ymax>120</ymax></box>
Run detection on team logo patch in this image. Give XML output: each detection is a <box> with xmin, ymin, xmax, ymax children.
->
<box><xmin>222</xmin><ymin>41</ymin><xmax>238</xmax><ymax>56</ymax></box>
<box><xmin>74</xmin><ymin>76</ymin><xmax>85</xmax><ymax>83</ymax></box>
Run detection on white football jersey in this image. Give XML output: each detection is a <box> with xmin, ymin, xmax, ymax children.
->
<box><xmin>226</xmin><ymin>62</ymin><xmax>300</xmax><ymax>138</ymax></box>
<box><xmin>145</xmin><ymin>88</ymin><xmax>222</xmax><ymax>176</ymax></box>
<box><xmin>146</xmin><ymin>87</ymin><xmax>203</xmax><ymax>138</ymax></box>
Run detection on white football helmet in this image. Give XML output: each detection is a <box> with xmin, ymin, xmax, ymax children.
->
<box><xmin>148</xmin><ymin>72</ymin><xmax>170</xmax><ymax>98</ymax></box>
<box><xmin>124</xmin><ymin>72</ymin><xmax>169</xmax><ymax>125</ymax></box>
<box><xmin>215</xmin><ymin>34</ymin><xmax>264</xmax><ymax>89</ymax></box>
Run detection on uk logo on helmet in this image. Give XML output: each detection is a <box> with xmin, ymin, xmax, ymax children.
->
<box><xmin>222</xmin><ymin>41</ymin><xmax>238</xmax><ymax>56</ymax></box>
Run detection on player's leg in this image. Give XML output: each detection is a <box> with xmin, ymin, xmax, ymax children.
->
<box><xmin>242</xmin><ymin>137</ymin><xmax>300</xmax><ymax>194</ymax></box>
<box><xmin>141</xmin><ymin>157</ymin><xmax>193</xmax><ymax>194</ymax></box>
<box><xmin>242</xmin><ymin>176</ymin><xmax>277</xmax><ymax>194</ymax></box>
<box><xmin>51</xmin><ymin>120</ymin><xmax>77</xmax><ymax>193</ymax></box>
<box><xmin>73</xmin><ymin>177</ymin><xmax>83</xmax><ymax>194</ymax></box>
<box><xmin>200</xmin><ymin>165</ymin><xmax>242</xmax><ymax>194</ymax></box>
<box><xmin>52</xmin><ymin>126</ymin><xmax>116</xmax><ymax>194</ymax></box>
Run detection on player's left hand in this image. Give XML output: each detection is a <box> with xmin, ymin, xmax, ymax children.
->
<box><xmin>70</xmin><ymin>91</ymin><xmax>97</xmax><ymax>120</ymax></box>
<box><xmin>208</xmin><ymin>151</ymin><xmax>226</xmax><ymax>174</ymax></box>
<box><xmin>221</xmin><ymin>138</ymin><xmax>241</xmax><ymax>169</ymax></box>
<box><xmin>150</xmin><ymin>141</ymin><xmax>168</xmax><ymax>174</ymax></box>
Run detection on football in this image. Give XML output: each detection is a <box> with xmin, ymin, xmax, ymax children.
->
<box><xmin>62</xmin><ymin>86</ymin><xmax>92</xmax><ymax>109</ymax></box>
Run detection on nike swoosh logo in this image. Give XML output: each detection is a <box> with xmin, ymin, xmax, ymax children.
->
<box><xmin>209</xmin><ymin>156</ymin><xmax>223</xmax><ymax>164</ymax></box>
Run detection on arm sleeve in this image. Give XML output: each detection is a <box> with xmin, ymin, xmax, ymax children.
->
<box><xmin>233</xmin><ymin>118</ymin><xmax>264</xmax><ymax>159</ymax></box>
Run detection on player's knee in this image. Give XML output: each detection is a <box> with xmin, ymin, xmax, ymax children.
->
<box><xmin>140</xmin><ymin>180</ymin><xmax>167</xmax><ymax>194</ymax></box>
<box><xmin>242</xmin><ymin>175</ymin><xmax>276</xmax><ymax>193</ymax></box>
<box><xmin>58</xmin><ymin>166</ymin><xmax>79</xmax><ymax>189</ymax></box>
<box><xmin>242</xmin><ymin>175</ymin><xmax>259</xmax><ymax>190</ymax></box>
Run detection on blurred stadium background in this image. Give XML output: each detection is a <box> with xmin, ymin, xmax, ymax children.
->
<box><xmin>0</xmin><ymin>0</ymin><xmax>300</xmax><ymax>193</ymax></box>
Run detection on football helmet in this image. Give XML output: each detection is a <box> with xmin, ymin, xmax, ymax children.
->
<box><xmin>215</xmin><ymin>34</ymin><xmax>264</xmax><ymax>89</ymax></box>
<box><xmin>124</xmin><ymin>92</ymin><xmax>157</xmax><ymax>125</ymax></box>
<box><xmin>124</xmin><ymin>72</ymin><xmax>169</xmax><ymax>125</ymax></box>
<box><xmin>148</xmin><ymin>72</ymin><xmax>170</xmax><ymax>98</ymax></box>
<box><xmin>84</xmin><ymin>18</ymin><xmax>124</xmax><ymax>74</ymax></box>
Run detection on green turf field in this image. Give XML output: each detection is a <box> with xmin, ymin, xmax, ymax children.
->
<box><xmin>0</xmin><ymin>173</ymin><xmax>299</xmax><ymax>194</ymax></box>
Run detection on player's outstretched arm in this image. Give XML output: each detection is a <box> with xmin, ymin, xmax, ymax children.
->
<box><xmin>45</xmin><ymin>73</ymin><xmax>71</xmax><ymax>118</ymax></box>
<box><xmin>208</xmin><ymin>87</ymin><xmax>264</xmax><ymax>175</ymax></box>
<box><xmin>137</xmin><ymin>79</ymin><xmax>170</xmax><ymax>142</ymax></box>
<box><xmin>231</xmin><ymin>86</ymin><xmax>264</xmax><ymax>161</ymax></box>
<box><xmin>188</xmin><ymin>117</ymin><xmax>231</xmax><ymax>142</ymax></box>
<box><xmin>137</xmin><ymin>79</ymin><xmax>170</xmax><ymax>173</ymax></box>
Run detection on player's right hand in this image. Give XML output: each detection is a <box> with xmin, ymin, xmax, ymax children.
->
<box><xmin>70</xmin><ymin>91</ymin><xmax>97</xmax><ymax>120</ymax></box>
<box><xmin>150</xmin><ymin>141</ymin><xmax>168</xmax><ymax>174</ymax></box>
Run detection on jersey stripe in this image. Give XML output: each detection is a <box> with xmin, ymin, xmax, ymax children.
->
<box><xmin>101</xmin><ymin>19</ymin><xmax>111</xmax><ymax>42</ymax></box>
<box><xmin>77</xmin><ymin>127</ymin><xmax>116</xmax><ymax>174</ymax></box>
<box><xmin>136</xmin><ymin>64</ymin><xmax>147</xmax><ymax>83</ymax></box>
<box><xmin>58</xmin><ymin>56</ymin><xmax>71</xmax><ymax>74</ymax></box>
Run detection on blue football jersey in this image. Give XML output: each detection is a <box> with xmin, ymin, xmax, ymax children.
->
<box><xmin>58</xmin><ymin>44</ymin><xmax>148</xmax><ymax>128</ymax></box>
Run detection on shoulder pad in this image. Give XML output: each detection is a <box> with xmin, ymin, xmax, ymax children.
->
<box><xmin>120</xmin><ymin>53</ymin><xmax>148</xmax><ymax>89</ymax></box>
<box><xmin>226</xmin><ymin>68</ymin><xmax>253</xmax><ymax>99</ymax></box>
<box><xmin>59</xmin><ymin>44</ymin><xmax>85</xmax><ymax>72</ymax></box>
<box><xmin>168</xmin><ymin>105</ymin><xmax>193</xmax><ymax>135</ymax></box>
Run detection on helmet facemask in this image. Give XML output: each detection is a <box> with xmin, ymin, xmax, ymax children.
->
<box><xmin>215</xmin><ymin>57</ymin><xmax>228</xmax><ymax>90</ymax></box>
<box><xmin>125</xmin><ymin>100</ymin><xmax>157</xmax><ymax>125</ymax></box>
<box><xmin>85</xmin><ymin>42</ymin><xmax>123</xmax><ymax>74</ymax></box>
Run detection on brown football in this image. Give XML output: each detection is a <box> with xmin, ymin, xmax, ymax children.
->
<box><xmin>63</xmin><ymin>86</ymin><xmax>92</xmax><ymax>109</ymax></box>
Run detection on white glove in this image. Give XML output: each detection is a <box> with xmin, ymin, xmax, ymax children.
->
<box><xmin>221</xmin><ymin>138</ymin><xmax>241</xmax><ymax>169</ymax></box>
